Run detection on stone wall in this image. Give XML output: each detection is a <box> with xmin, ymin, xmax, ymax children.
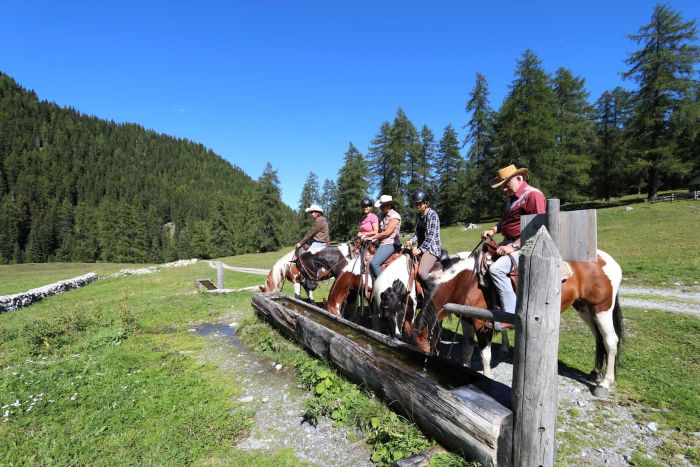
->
<box><xmin>0</xmin><ymin>273</ymin><xmax>98</xmax><ymax>313</ymax></box>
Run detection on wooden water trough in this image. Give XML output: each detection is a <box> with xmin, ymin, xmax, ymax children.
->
<box><xmin>252</xmin><ymin>225</ymin><xmax>564</xmax><ymax>466</ymax></box>
<box><xmin>252</xmin><ymin>291</ymin><xmax>513</xmax><ymax>466</ymax></box>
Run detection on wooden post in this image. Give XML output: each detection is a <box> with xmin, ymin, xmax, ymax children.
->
<box><xmin>546</xmin><ymin>199</ymin><xmax>560</xmax><ymax>250</ymax></box>
<box><xmin>217</xmin><ymin>263</ymin><xmax>224</xmax><ymax>290</ymax></box>
<box><xmin>512</xmin><ymin>226</ymin><xmax>562</xmax><ymax>467</ymax></box>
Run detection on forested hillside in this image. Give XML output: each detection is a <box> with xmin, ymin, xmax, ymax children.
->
<box><xmin>0</xmin><ymin>73</ymin><xmax>297</xmax><ymax>264</ymax></box>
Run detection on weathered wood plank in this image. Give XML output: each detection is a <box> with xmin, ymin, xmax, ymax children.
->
<box><xmin>558</xmin><ymin>209</ymin><xmax>597</xmax><ymax>262</ymax></box>
<box><xmin>521</xmin><ymin>202</ymin><xmax>596</xmax><ymax>262</ymax></box>
<box><xmin>511</xmin><ymin>226</ymin><xmax>561</xmax><ymax>467</ymax></box>
<box><xmin>443</xmin><ymin>303</ymin><xmax>516</xmax><ymax>324</ymax></box>
<box><xmin>329</xmin><ymin>334</ymin><xmax>512</xmax><ymax>466</ymax></box>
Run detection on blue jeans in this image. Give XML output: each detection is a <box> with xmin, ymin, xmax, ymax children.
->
<box><xmin>308</xmin><ymin>242</ymin><xmax>326</xmax><ymax>252</ymax></box>
<box><xmin>371</xmin><ymin>244</ymin><xmax>396</xmax><ymax>278</ymax></box>
<box><xmin>488</xmin><ymin>250</ymin><xmax>520</xmax><ymax>314</ymax></box>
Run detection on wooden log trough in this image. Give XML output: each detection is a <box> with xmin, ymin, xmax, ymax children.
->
<box><xmin>252</xmin><ymin>291</ymin><xmax>513</xmax><ymax>466</ymax></box>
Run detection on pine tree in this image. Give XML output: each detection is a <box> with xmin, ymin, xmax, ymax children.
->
<box><xmin>463</xmin><ymin>72</ymin><xmax>498</xmax><ymax>221</ymax></box>
<box><xmin>333</xmin><ymin>143</ymin><xmax>370</xmax><ymax>240</ymax></box>
<box><xmin>592</xmin><ymin>88</ymin><xmax>634</xmax><ymax>202</ymax></box>
<box><xmin>298</xmin><ymin>171</ymin><xmax>320</xmax><ymax>235</ymax></box>
<box><xmin>435</xmin><ymin>125</ymin><xmax>464</xmax><ymax>226</ymax></box>
<box><xmin>623</xmin><ymin>4</ymin><xmax>699</xmax><ymax>199</ymax></box>
<box><xmin>320</xmin><ymin>179</ymin><xmax>337</xmax><ymax>225</ymax></box>
<box><xmin>255</xmin><ymin>163</ymin><xmax>286</xmax><ymax>252</ymax></box>
<box><xmin>209</xmin><ymin>196</ymin><xmax>235</xmax><ymax>258</ymax></box>
<box><xmin>368</xmin><ymin>121</ymin><xmax>394</xmax><ymax>196</ymax></box>
<box><xmin>0</xmin><ymin>196</ymin><xmax>20</xmax><ymax>263</ymax></box>
<box><xmin>552</xmin><ymin>67</ymin><xmax>595</xmax><ymax>202</ymax></box>
<box><xmin>495</xmin><ymin>50</ymin><xmax>559</xmax><ymax>195</ymax></box>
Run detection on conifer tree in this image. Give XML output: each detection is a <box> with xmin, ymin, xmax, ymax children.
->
<box><xmin>496</xmin><ymin>50</ymin><xmax>558</xmax><ymax>195</ymax></box>
<box><xmin>552</xmin><ymin>67</ymin><xmax>595</xmax><ymax>202</ymax></box>
<box><xmin>463</xmin><ymin>72</ymin><xmax>498</xmax><ymax>220</ymax></box>
<box><xmin>320</xmin><ymin>179</ymin><xmax>337</xmax><ymax>224</ymax></box>
<box><xmin>333</xmin><ymin>143</ymin><xmax>370</xmax><ymax>240</ymax></box>
<box><xmin>623</xmin><ymin>3</ymin><xmax>699</xmax><ymax>198</ymax></box>
<box><xmin>0</xmin><ymin>196</ymin><xmax>20</xmax><ymax>263</ymax></box>
<box><xmin>592</xmin><ymin>88</ymin><xmax>634</xmax><ymax>203</ymax></box>
<box><xmin>255</xmin><ymin>163</ymin><xmax>286</xmax><ymax>252</ymax></box>
<box><xmin>435</xmin><ymin>125</ymin><xmax>464</xmax><ymax>226</ymax></box>
<box><xmin>209</xmin><ymin>196</ymin><xmax>235</xmax><ymax>258</ymax></box>
<box><xmin>368</xmin><ymin>121</ymin><xmax>393</xmax><ymax>196</ymax></box>
<box><xmin>298</xmin><ymin>171</ymin><xmax>320</xmax><ymax>234</ymax></box>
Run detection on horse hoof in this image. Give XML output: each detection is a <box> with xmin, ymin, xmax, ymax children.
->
<box><xmin>592</xmin><ymin>386</ymin><xmax>609</xmax><ymax>398</ymax></box>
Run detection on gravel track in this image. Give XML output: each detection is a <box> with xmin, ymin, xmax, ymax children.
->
<box><xmin>195</xmin><ymin>310</ymin><xmax>373</xmax><ymax>466</ymax></box>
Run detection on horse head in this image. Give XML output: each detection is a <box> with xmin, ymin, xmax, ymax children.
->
<box><xmin>377</xmin><ymin>279</ymin><xmax>413</xmax><ymax>339</ymax></box>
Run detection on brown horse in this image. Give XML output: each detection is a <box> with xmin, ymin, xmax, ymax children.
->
<box><xmin>403</xmin><ymin>249</ymin><xmax>624</xmax><ymax>397</ymax></box>
<box><xmin>325</xmin><ymin>246</ymin><xmax>405</xmax><ymax>316</ymax></box>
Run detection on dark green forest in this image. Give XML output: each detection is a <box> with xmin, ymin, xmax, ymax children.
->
<box><xmin>299</xmin><ymin>4</ymin><xmax>699</xmax><ymax>239</ymax></box>
<box><xmin>0</xmin><ymin>74</ymin><xmax>298</xmax><ymax>264</ymax></box>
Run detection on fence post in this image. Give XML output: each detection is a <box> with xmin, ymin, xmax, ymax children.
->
<box><xmin>217</xmin><ymin>263</ymin><xmax>224</xmax><ymax>290</ymax></box>
<box><xmin>511</xmin><ymin>226</ymin><xmax>562</xmax><ymax>467</ymax></box>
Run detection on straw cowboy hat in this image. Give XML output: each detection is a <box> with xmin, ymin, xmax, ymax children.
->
<box><xmin>374</xmin><ymin>195</ymin><xmax>397</xmax><ymax>208</ymax></box>
<box><xmin>305</xmin><ymin>204</ymin><xmax>324</xmax><ymax>214</ymax></box>
<box><xmin>490</xmin><ymin>164</ymin><xmax>529</xmax><ymax>189</ymax></box>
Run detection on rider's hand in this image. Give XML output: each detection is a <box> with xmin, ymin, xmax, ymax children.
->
<box><xmin>481</xmin><ymin>228</ymin><xmax>495</xmax><ymax>240</ymax></box>
<box><xmin>496</xmin><ymin>243</ymin><xmax>515</xmax><ymax>256</ymax></box>
<box><xmin>295</xmin><ymin>243</ymin><xmax>301</xmax><ymax>248</ymax></box>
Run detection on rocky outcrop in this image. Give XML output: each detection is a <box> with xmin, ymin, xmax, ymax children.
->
<box><xmin>0</xmin><ymin>273</ymin><xmax>99</xmax><ymax>313</ymax></box>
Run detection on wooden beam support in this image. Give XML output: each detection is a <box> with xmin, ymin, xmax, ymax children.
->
<box><xmin>511</xmin><ymin>226</ymin><xmax>562</xmax><ymax>467</ymax></box>
<box><xmin>444</xmin><ymin>303</ymin><xmax>515</xmax><ymax>324</ymax></box>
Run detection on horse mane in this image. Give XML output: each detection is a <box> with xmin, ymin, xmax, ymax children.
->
<box><xmin>268</xmin><ymin>250</ymin><xmax>295</xmax><ymax>291</ymax></box>
<box><xmin>416</xmin><ymin>251</ymin><xmax>479</xmax><ymax>342</ymax></box>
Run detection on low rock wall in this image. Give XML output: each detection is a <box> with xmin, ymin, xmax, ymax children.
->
<box><xmin>0</xmin><ymin>273</ymin><xmax>98</xmax><ymax>313</ymax></box>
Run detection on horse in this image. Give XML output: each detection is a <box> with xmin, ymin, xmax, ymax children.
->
<box><xmin>369</xmin><ymin>252</ymin><xmax>419</xmax><ymax>338</ymax></box>
<box><xmin>295</xmin><ymin>242</ymin><xmax>360</xmax><ymax>292</ymax></box>
<box><xmin>259</xmin><ymin>250</ymin><xmax>315</xmax><ymax>300</ymax></box>
<box><xmin>401</xmin><ymin>249</ymin><xmax>624</xmax><ymax>397</ymax></box>
<box><xmin>325</xmin><ymin>242</ymin><xmax>404</xmax><ymax>316</ymax></box>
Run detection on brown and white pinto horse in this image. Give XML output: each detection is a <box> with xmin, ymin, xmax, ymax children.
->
<box><xmin>406</xmin><ymin>249</ymin><xmax>624</xmax><ymax>397</ymax></box>
<box><xmin>259</xmin><ymin>250</ymin><xmax>314</xmax><ymax>300</ymax></box>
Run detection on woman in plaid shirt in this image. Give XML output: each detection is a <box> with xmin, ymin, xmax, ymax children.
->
<box><xmin>407</xmin><ymin>190</ymin><xmax>442</xmax><ymax>293</ymax></box>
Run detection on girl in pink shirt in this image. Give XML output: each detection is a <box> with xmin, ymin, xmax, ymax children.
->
<box><xmin>358</xmin><ymin>198</ymin><xmax>379</xmax><ymax>239</ymax></box>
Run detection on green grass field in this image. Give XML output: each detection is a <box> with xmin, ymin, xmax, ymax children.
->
<box><xmin>0</xmin><ymin>263</ymin><xmax>300</xmax><ymax>466</ymax></box>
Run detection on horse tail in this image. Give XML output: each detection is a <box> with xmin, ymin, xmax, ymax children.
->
<box><xmin>612</xmin><ymin>293</ymin><xmax>624</xmax><ymax>370</ymax></box>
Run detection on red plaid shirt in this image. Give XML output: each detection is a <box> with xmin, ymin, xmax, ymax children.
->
<box><xmin>497</xmin><ymin>182</ymin><xmax>546</xmax><ymax>240</ymax></box>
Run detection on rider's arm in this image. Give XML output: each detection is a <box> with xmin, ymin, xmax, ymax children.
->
<box><xmin>419</xmin><ymin>210</ymin><xmax>440</xmax><ymax>254</ymax></box>
<box><xmin>371</xmin><ymin>218</ymin><xmax>399</xmax><ymax>241</ymax></box>
<box><xmin>299</xmin><ymin>217</ymin><xmax>322</xmax><ymax>245</ymax></box>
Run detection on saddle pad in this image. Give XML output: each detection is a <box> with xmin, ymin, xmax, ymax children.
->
<box><xmin>307</xmin><ymin>244</ymin><xmax>325</xmax><ymax>255</ymax></box>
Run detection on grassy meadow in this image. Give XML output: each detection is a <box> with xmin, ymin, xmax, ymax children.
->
<box><xmin>1</xmin><ymin>196</ymin><xmax>698</xmax><ymax>465</ymax></box>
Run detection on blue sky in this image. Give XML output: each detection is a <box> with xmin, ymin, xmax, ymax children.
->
<box><xmin>2</xmin><ymin>0</ymin><xmax>698</xmax><ymax>207</ymax></box>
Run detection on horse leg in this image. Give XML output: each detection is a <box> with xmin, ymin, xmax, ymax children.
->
<box><xmin>476</xmin><ymin>332</ymin><xmax>494</xmax><ymax>379</ymax></box>
<box><xmin>500</xmin><ymin>330</ymin><xmax>510</xmax><ymax>357</ymax></box>
<box><xmin>293</xmin><ymin>282</ymin><xmax>301</xmax><ymax>299</ymax></box>
<box><xmin>574</xmin><ymin>303</ymin><xmax>604</xmax><ymax>383</ymax></box>
<box><xmin>461</xmin><ymin>318</ymin><xmax>476</xmax><ymax>368</ymax></box>
<box><xmin>591</xmin><ymin>308</ymin><xmax>619</xmax><ymax>397</ymax></box>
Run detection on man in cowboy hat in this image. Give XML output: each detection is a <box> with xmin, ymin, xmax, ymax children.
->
<box><xmin>481</xmin><ymin>164</ymin><xmax>546</xmax><ymax>328</ymax></box>
<box><xmin>296</xmin><ymin>204</ymin><xmax>330</xmax><ymax>253</ymax></box>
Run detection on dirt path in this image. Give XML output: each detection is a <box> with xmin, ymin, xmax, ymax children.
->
<box><xmin>193</xmin><ymin>309</ymin><xmax>373</xmax><ymax>466</ymax></box>
<box><xmin>213</xmin><ymin>260</ymin><xmax>700</xmax><ymax>315</ymax></box>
